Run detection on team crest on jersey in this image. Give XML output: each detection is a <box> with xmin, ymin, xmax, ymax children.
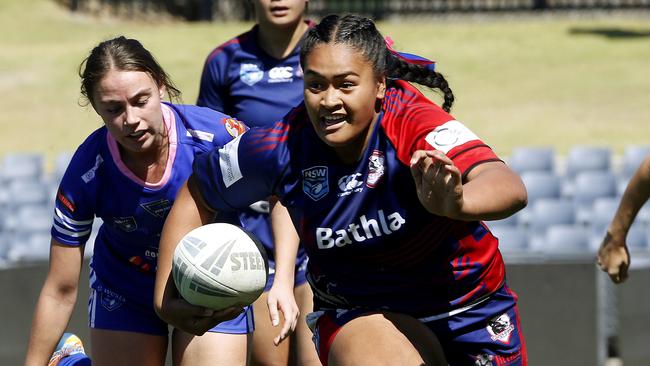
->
<box><xmin>140</xmin><ymin>199</ymin><xmax>172</xmax><ymax>218</ymax></box>
<box><xmin>113</xmin><ymin>216</ymin><xmax>137</xmax><ymax>232</ymax></box>
<box><xmin>240</xmin><ymin>62</ymin><xmax>264</xmax><ymax>86</ymax></box>
<box><xmin>487</xmin><ymin>313</ymin><xmax>514</xmax><ymax>344</ymax></box>
<box><xmin>367</xmin><ymin>150</ymin><xmax>385</xmax><ymax>188</ymax></box>
<box><xmin>221</xmin><ymin>117</ymin><xmax>246</xmax><ymax>138</ymax></box>
<box><xmin>56</xmin><ymin>190</ymin><xmax>75</xmax><ymax>213</ymax></box>
<box><xmin>302</xmin><ymin>166</ymin><xmax>329</xmax><ymax>201</ymax></box>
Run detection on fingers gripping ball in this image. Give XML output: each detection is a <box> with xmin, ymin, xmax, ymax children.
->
<box><xmin>172</xmin><ymin>223</ymin><xmax>269</xmax><ymax>310</ymax></box>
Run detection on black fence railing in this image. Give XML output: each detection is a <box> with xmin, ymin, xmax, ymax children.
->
<box><xmin>58</xmin><ymin>0</ymin><xmax>650</xmax><ymax>21</ymax></box>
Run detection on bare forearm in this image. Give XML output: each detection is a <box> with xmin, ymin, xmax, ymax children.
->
<box><xmin>25</xmin><ymin>286</ymin><xmax>77</xmax><ymax>365</ymax></box>
<box><xmin>609</xmin><ymin>157</ymin><xmax>650</xmax><ymax>240</ymax></box>
<box><xmin>270</xmin><ymin>201</ymin><xmax>299</xmax><ymax>284</ymax></box>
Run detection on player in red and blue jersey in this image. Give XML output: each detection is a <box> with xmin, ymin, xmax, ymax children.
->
<box><xmin>196</xmin><ymin>1</ymin><xmax>320</xmax><ymax>365</ymax></box>
<box><xmin>26</xmin><ymin>37</ymin><xmax>251</xmax><ymax>366</ymax></box>
<box><xmin>157</xmin><ymin>15</ymin><xmax>529</xmax><ymax>366</ymax></box>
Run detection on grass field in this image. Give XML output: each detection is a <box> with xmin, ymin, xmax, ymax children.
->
<box><xmin>1</xmin><ymin>0</ymin><xmax>649</xmax><ymax>169</ymax></box>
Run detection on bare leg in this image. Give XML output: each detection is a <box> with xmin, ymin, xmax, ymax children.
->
<box><xmin>292</xmin><ymin>283</ymin><xmax>321</xmax><ymax>366</ymax></box>
<box><xmin>172</xmin><ymin>328</ymin><xmax>250</xmax><ymax>366</ymax></box>
<box><xmin>328</xmin><ymin>312</ymin><xmax>447</xmax><ymax>366</ymax></box>
<box><xmin>90</xmin><ymin>328</ymin><xmax>167</xmax><ymax>366</ymax></box>
<box><xmin>251</xmin><ymin>290</ymin><xmax>291</xmax><ymax>366</ymax></box>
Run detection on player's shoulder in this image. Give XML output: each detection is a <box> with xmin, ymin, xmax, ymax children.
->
<box><xmin>381</xmin><ymin>80</ymin><xmax>452</xmax><ymax>128</ymax></box>
<box><xmin>205</xmin><ymin>27</ymin><xmax>255</xmax><ymax>64</ymax></box>
<box><xmin>168</xmin><ymin>103</ymin><xmax>247</xmax><ymax>146</ymax></box>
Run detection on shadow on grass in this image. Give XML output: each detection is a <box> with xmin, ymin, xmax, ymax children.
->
<box><xmin>569</xmin><ymin>27</ymin><xmax>650</xmax><ymax>39</ymax></box>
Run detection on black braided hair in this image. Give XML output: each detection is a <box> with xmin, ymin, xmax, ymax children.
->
<box><xmin>300</xmin><ymin>14</ymin><xmax>454</xmax><ymax>112</ymax></box>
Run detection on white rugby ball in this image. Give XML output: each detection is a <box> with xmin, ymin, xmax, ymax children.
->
<box><xmin>172</xmin><ymin>223</ymin><xmax>268</xmax><ymax>310</ymax></box>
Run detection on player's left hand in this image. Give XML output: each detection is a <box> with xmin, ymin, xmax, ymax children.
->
<box><xmin>267</xmin><ymin>280</ymin><xmax>299</xmax><ymax>346</ymax></box>
<box><xmin>410</xmin><ymin>150</ymin><xmax>463</xmax><ymax>218</ymax></box>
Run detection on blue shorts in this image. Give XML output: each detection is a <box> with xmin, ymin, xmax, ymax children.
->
<box><xmin>88</xmin><ymin>274</ymin><xmax>254</xmax><ymax>336</ymax></box>
<box><xmin>308</xmin><ymin>284</ymin><xmax>526</xmax><ymax>366</ymax></box>
<box><xmin>263</xmin><ymin>256</ymin><xmax>309</xmax><ymax>292</ymax></box>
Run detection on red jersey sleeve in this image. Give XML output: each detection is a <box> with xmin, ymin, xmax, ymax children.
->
<box><xmin>381</xmin><ymin>81</ymin><xmax>501</xmax><ymax>179</ymax></box>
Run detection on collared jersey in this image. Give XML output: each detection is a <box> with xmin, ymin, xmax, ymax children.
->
<box><xmin>193</xmin><ymin>80</ymin><xmax>506</xmax><ymax>317</ymax></box>
<box><xmin>51</xmin><ymin>103</ymin><xmax>247</xmax><ymax>306</ymax></box>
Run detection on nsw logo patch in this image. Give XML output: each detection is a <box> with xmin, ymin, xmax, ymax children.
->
<box><xmin>240</xmin><ymin>62</ymin><xmax>264</xmax><ymax>86</ymax></box>
<box><xmin>302</xmin><ymin>166</ymin><xmax>329</xmax><ymax>201</ymax></box>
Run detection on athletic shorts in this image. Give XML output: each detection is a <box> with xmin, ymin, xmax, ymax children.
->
<box><xmin>88</xmin><ymin>274</ymin><xmax>254</xmax><ymax>336</ymax></box>
<box><xmin>263</xmin><ymin>256</ymin><xmax>309</xmax><ymax>292</ymax></box>
<box><xmin>307</xmin><ymin>284</ymin><xmax>526</xmax><ymax>366</ymax></box>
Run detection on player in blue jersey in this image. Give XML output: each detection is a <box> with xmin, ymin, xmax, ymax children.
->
<box><xmin>26</xmin><ymin>36</ymin><xmax>252</xmax><ymax>366</ymax></box>
<box><xmin>156</xmin><ymin>14</ymin><xmax>530</xmax><ymax>366</ymax></box>
<box><xmin>197</xmin><ymin>1</ymin><xmax>320</xmax><ymax>365</ymax></box>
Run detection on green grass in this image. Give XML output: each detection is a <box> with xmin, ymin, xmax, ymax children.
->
<box><xmin>1</xmin><ymin>0</ymin><xmax>649</xmax><ymax>169</ymax></box>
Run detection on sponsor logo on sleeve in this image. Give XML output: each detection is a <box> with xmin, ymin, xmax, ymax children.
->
<box><xmin>486</xmin><ymin>313</ymin><xmax>514</xmax><ymax>344</ymax></box>
<box><xmin>222</xmin><ymin>117</ymin><xmax>247</xmax><ymax>138</ymax></box>
<box><xmin>302</xmin><ymin>166</ymin><xmax>329</xmax><ymax>201</ymax></box>
<box><xmin>186</xmin><ymin>129</ymin><xmax>215</xmax><ymax>142</ymax></box>
<box><xmin>268</xmin><ymin>66</ymin><xmax>294</xmax><ymax>83</ymax></box>
<box><xmin>219</xmin><ymin>136</ymin><xmax>243</xmax><ymax>188</ymax></box>
<box><xmin>81</xmin><ymin>154</ymin><xmax>104</xmax><ymax>183</ymax></box>
<box><xmin>424</xmin><ymin>120</ymin><xmax>479</xmax><ymax>154</ymax></box>
<box><xmin>367</xmin><ymin>150</ymin><xmax>385</xmax><ymax>188</ymax></box>
<box><xmin>56</xmin><ymin>190</ymin><xmax>76</xmax><ymax>213</ymax></box>
<box><xmin>240</xmin><ymin>62</ymin><xmax>264</xmax><ymax>86</ymax></box>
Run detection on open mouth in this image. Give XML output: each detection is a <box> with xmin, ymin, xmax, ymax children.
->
<box><xmin>270</xmin><ymin>6</ymin><xmax>289</xmax><ymax>16</ymax></box>
<box><xmin>321</xmin><ymin>115</ymin><xmax>347</xmax><ymax>130</ymax></box>
<box><xmin>127</xmin><ymin>130</ymin><xmax>147</xmax><ymax>140</ymax></box>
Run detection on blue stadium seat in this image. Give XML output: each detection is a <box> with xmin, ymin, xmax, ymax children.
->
<box><xmin>538</xmin><ymin>224</ymin><xmax>592</xmax><ymax>255</ymax></box>
<box><xmin>508</xmin><ymin>146</ymin><xmax>555</xmax><ymax>174</ymax></box>
<box><xmin>565</xmin><ymin>145</ymin><xmax>612</xmax><ymax>177</ymax></box>
<box><xmin>519</xmin><ymin>198</ymin><xmax>576</xmax><ymax>235</ymax></box>
<box><xmin>54</xmin><ymin>151</ymin><xmax>73</xmax><ymax>183</ymax></box>
<box><xmin>1</xmin><ymin>152</ymin><xmax>44</xmax><ymax>182</ymax></box>
<box><xmin>7</xmin><ymin>232</ymin><xmax>51</xmax><ymax>263</ymax></box>
<box><xmin>7</xmin><ymin>180</ymin><xmax>51</xmax><ymax>209</ymax></box>
<box><xmin>521</xmin><ymin>171</ymin><xmax>561</xmax><ymax>203</ymax></box>
<box><xmin>580</xmin><ymin>197</ymin><xmax>619</xmax><ymax>229</ymax></box>
<box><xmin>490</xmin><ymin>225</ymin><xmax>529</xmax><ymax>252</ymax></box>
<box><xmin>621</xmin><ymin>145</ymin><xmax>650</xmax><ymax>179</ymax></box>
<box><xmin>572</xmin><ymin>171</ymin><xmax>618</xmax><ymax>209</ymax></box>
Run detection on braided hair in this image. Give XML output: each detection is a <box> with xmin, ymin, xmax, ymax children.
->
<box><xmin>300</xmin><ymin>14</ymin><xmax>454</xmax><ymax>112</ymax></box>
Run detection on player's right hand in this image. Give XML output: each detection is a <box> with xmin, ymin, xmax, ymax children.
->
<box><xmin>161</xmin><ymin>297</ymin><xmax>244</xmax><ymax>335</ymax></box>
<box><xmin>267</xmin><ymin>280</ymin><xmax>299</xmax><ymax>346</ymax></box>
<box><xmin>597</xmin><ymin>231</ymin><xmax>630</xmax><ymax>284</ymax></box>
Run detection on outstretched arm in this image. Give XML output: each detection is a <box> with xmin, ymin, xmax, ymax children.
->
<box><xmin>154</xmin><ymin>177</ymin><xmax>243</xmax><ymax>335</ymax></box>
<box><xmin>410</xmin><ymin>150</ymin><xmax>527</xmax><ymax>221</ymax></box>
<box><xmin>25</xmin><ymin>240</ymin><xmax>85</xmax><ymax>366</ymax></box>
<box><xmin>598</xmin><ymin>155</ymin><xmax>650</xmax><ymax>283</ymax></box>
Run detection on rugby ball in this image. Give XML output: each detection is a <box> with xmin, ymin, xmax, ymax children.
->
<box><xmin>172</xmin><ymin>223</ymin><xmax>268</xmax><ymax>310</ymax></box>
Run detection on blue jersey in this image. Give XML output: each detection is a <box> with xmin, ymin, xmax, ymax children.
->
<box><xmin>197</xmin><ymin>22</ymin><xmax>312</xmax><ymax>270</ymax></box>
<box><xmin>197</xmin><ymin>23</ymin><xmax>307</xmax><ymax>128</ymax></box>
<box><xmin>193</xmin><ymin>81</ymin><xmax>506</xmax><ymax>317</ymax></box>
<box><xmin>52</xmin><ymin>103</ymin><xmax>247</xmax><ymax>307</ymax></box>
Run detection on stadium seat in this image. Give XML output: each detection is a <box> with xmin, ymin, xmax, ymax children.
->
<box><xmin>579</xmin><ymin>197</ymin><xmax>619</xmax><ymax>229</ymax></box>
<box><xmin>521</xmin><ymin>171</ymin><xmax>561</xmax><ymax>203</ymax></box>
<box><xmin>519</xmin><ymin>198</ymin><xmax>576</xmax><ymax>235</ymax></box>
<box><xmin>7</xmin><ymin>180</ymin><xmax>51</xmax><ymax>209</ymax></box>
<box><xmin>1</xmin><ymin>152</ymin><xmax>44</xmax><ymax>182</ymax></box>
<box><xmin>7</xmin><ymin>232</ymin><xmax>51</xmax><ymax>263</ymax></box>
<box><xmin>507</xmin><ymin>146</ymin><xmax>555</xmax><ymax>174</ymax></box>
<box><xmin>490</xmin><ymin>225</ymin><xmax>529</xmax><ymax>252</ymax></box>
<box><xmin>572</xmin><ymin>171</ymin><xmax>618</xmax><ymax>209</ymax></box>
<box><xmin>536</xmin><ymin>224</ymin><xmax>592</xmax><ymax>256</ymax></box>
<box><xmin>565</xmin><ymin>145</ymin><xmax>612</xmax><ymax>177</ymax></box>
<box><xmin>621</xmin><ymin>145</ymin><xmax>650</xmax><ymax>178</ymax></box>
<box><xmin>54</xmin><ymin>151</ymin><xmax>73</xmax><ymax>182</ymax></box>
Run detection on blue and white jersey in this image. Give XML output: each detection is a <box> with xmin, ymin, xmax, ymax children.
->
<box><xmin>193</xmin><ymin>81</ymin><xmax>506</xmax><ymax>318</ymax></box>
<box><xmin>197</xmin><ymin>22</ymin><xmax>312</xmax><ymax>270</ymax></box>
<box><xmin>197</xmin><ymin>23</ymin><xmax>309</xmax><ymax>128</ymax></box>
<box><xmin>52</xmin><ymin>103</ymin><xmax>247</xmax><ymax>307</ymax></box>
